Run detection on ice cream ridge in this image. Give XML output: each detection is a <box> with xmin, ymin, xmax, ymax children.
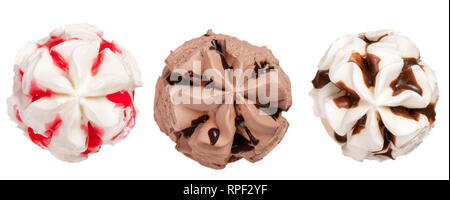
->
<box><xmin>311</xmin><ymin>30</ymin><xmax>438</xmax><ymax>161</ymax></box>
<box><xmin>7</xmin><ymin>24</ymin><xmax>143</xmax><ymax>162</ymax></box>
<box><xmin>154</xmin><ymin>30</ymin><xmax>292</xmax><ymax>169</ymax></box>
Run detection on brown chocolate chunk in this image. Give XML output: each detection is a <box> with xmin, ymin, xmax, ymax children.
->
<box><xmin>374</xmin><ymin>148</ymin><xmax>395</xmax><ymax>160</ymax></box>
<box><xmin>378</xmin><ymin>120</ymin><xmax>396</xmax><ymax>151</ymax></box>
<box><xmin>391</xmin><ymin>103</ymin><xmax>436</xmax><ymax>123</ymax></box>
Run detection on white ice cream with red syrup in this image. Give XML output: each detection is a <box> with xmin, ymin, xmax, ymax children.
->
<box><xmin>311</xmin><ymin>30</ymin><xmax>439</xmax><ymax>161</ymax></box>
<box><xmin>7</xmin><ymin>24</ymin><xmax>142</xmax><ymax>162</ymax></box>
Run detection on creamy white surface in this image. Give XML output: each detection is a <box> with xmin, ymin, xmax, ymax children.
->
<box><xmin>7</xmin><ymin>24</ymin><xmax>142</xmax><ymax>162</ymax></box>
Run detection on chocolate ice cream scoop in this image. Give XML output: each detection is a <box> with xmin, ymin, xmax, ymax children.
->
<box><xmin>154</xmin><ymin>30</ymin><xmax>292</xmax><ymax>169</ymax></box>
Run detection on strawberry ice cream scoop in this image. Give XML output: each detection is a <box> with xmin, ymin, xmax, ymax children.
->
<box><xmin>310</xmin><ymin>30</ymin><xmax>439</xmax><ymax>161</ymax></box>
<box><xmin>7</xmin><ymin>24</ymin><xmax>143</xmax><ymax>162</ymax></box>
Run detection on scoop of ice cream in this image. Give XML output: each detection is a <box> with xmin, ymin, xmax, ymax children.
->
<box><xmin>154</xmin><ymin>30</ymin><xmax>292</xmax><ymax>169</ymax></box>
<box><xmin>7</xmin><ymin>24</ymin><xmax>143</xmax><ymax>162</ymax></box>
<box><xmin>310</xmin><ymin>30</ymin><xmax>438</xmax><ymax>161</ymax></box>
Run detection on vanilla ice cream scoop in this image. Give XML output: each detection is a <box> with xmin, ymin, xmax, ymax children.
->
<box><xmin>7</xmin><ymin>24</ymin><xmax>143</xmax><ymax>162</ymax></box>
<box><xmin>154</xmin><ymin>30</ymin><xmax>292</xmax><ymax>169</ymax></box>
<box><xmin>311</xmin><ymin>30</ymin><xmax>438</xmax><ymax>161</ymax></box>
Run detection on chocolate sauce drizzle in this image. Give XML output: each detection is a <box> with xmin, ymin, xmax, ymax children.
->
<box><xmin>334</xmin><ymin>132</ymin><xmax>347</xmax><ymax>143</ymax></box>
<box><xmin>312</xmin><ymin>70</ymin><xmax>331</xmax><ymax>89</ymax></box>
<box><xmin>231</xmin><ymin>133</ymin><xmax>255</xmax><ymax>155</ymax></box>
<box><xmin>178</xmin><ymin>115</ymin><xmax>210</xmax><ymax>138</ymax></box>
<box><xmin>374</xmin><ymin>120</ymin><xmax>396</xmax><ymax>159</ymax></box>
<box><xmin>352</xmin><ymin>114</ymin><xmax>367</xmax><ymax>135</ymax></box>
<box><xmin>208</xmin><ymin>128</ymin><xmax>220</xmax><ymax>145</ymax></box>
<box><xmin>211</xmin><ymin>39</ymin><xmax>284</xmax><ymax>121</ymax></box>
<box><xmin>235</xmin><ymin>116</ymin><xmax>260</xmax><ymax>145</ymax></box>
<box><xmin>333</xmin><ymin>81</ymin><xmax>360</xmax><ymax>108</ymax></box>
<box><xmin>166</xmin><ymin>71</ymin><xmax>198</xmax><ymax>86</ymax></box>
<box><xmin>231</xmin><ymin>116</ymin><xmax>260</xmax><ymax>155</ymax></box>
<box><xmin>166</xmin><ymin>71</ymin><xmax>216</xmax><ymax>88</ymax></box>
<box><xmin>390</xmin><ymin>103</ymin><xmax>436</xmax><ymax>123</ymax></box>
<box><xmin>360</xmin><ymin>34</ymin><xmax>388</xmax><ymax>45</ymax></box>
<box><xmin>417</xmin><ymin>104</ymin><xmax>436</xmax><ymax>123</ymax></box>
<box><xmin>227</xmin><ymin>155</ymin><xmax>243</xmax><ymax>163</ymax></box>
<box><xmin>312</xmin><ymin>34</ymin><xmax>386</xmax><ymax>89</ymax></box>
<box><xmin>252</xmin><ymin>61</ymin><xmax>275</xmax><ymax>79</ymax></box>
<box><xmin>348</xmin><ymin>53</ymin><xmax>380</xmax><ymax>87</ymax></box>
<box><xmin>332</xmin><ymin>110</ymin><xmax>399</xmax><ymax>161</ymax></box>
<box><xmin>210</xmin><ymin>39</ymin><xmax>233</xmax><ymax>70</ymax></box>
<box><xmin>390</xmin><ymin>106</ymin><xmax>419</xmax><ymax>121</ymax></box>
<box><xmin>166</xmin><ymin>72</ymin><xmax>184</xmax><ymax>85</ymax></box>
<box><xmin>390</xmin><ymin>57</ymin><xmax>423</xmax><ymax>96</ymax></box>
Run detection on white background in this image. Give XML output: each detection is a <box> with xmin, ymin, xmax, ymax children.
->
<box><xmin>0</xmin><ymin>0</ymin><xmax>448</xmax><ymax>180</ymax></box>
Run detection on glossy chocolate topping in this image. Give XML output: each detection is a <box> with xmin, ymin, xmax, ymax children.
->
<box><xmin>334</xmin><ymin>132</ymin><xmax>347</xmax><ymax>143</ymax></box>
<box><xmin>235</xmin><ymin>115</ymin><xmax>260</xmax><ymax>146</ymax></box>
<box><xmin>166</xmin><ymin>71</ymin><xmax>217</xmax><ymax>88</ymax></box>
<box><xmin>348</xmin><ymin>53</ymin><xmax>380</xmax><ymax>87</ymax></box>
<box><xmin>231</xmin><ymin>132</ymin><xmax>255</xmax><ymax>155</ymax></box>
<box><xmin>352</xmin><ymin>114</ymin><xmax>367</xmax><ymax>135</ymax></box>
<box><xmin>378</xmin><ymin>119</ymin><xmax>396</xmax><ymax>151</ymax></box>
<box><xmin>210</xmin><ymin>39</ymin><xmax>233</xmax><ymax>70</ymax></box>
<box><xmin>178</xmin><ymin>115</ymin><xmax>210</xmax><ymax>138</ymax></box>
<box><xmin>312</xmin><ymin>70</ymin><xmax>331</xmax><ymax>89</ymax></box>
<box><xmin>252</xmin><ymin>61</ymin><xmax>275</xmax><ymax>78</ymax></box>
<box><xmin>390</xmin><ymin>57</ymin><xmax>423</xmax><ymax>96</ymax></box>
<box><xmin>374</xmin><ymin>148</ymin><xmax>394</xmax><ymax>160</ymax></box>
<box><xmin>333</xmin><ymin>81</ymin><xmax>360</xmax><ymax>108</ymax></box>
<box><xmin>359</xmin><ymin>33</ymin><xmax>388</xmax><ymax>45</ymax></box>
